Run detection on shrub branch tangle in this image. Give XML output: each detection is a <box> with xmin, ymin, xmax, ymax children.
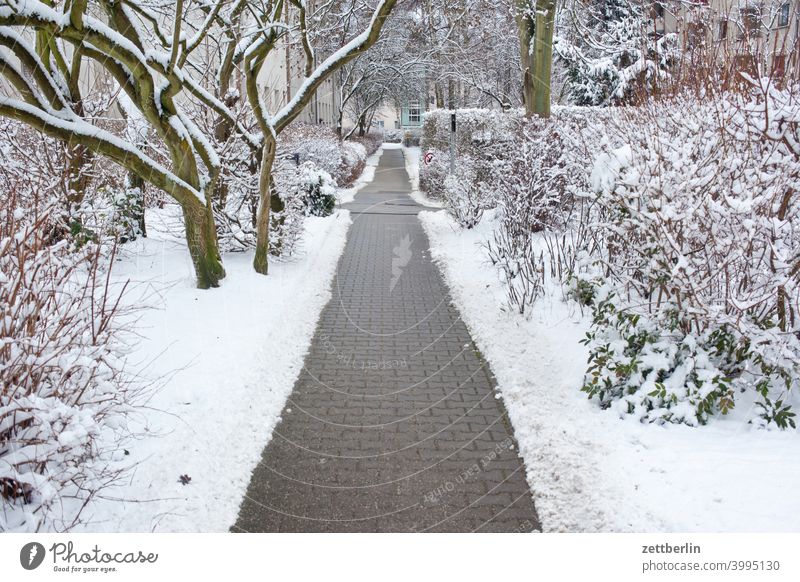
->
<box><xmin>1</xmin><ymin>188</ymin><xmax>141</xmax><ymax>532</ymax></box>
<box><xmin>419</xmin><ymin>83</ymin><xmax>799</xmax><ymax>428</ymax></box>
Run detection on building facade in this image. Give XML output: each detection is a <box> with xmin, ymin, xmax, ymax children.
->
<box><xmin>653</xmin><ymin>0</ymin><xmax>800</xmax><ymax>77</ymax></box>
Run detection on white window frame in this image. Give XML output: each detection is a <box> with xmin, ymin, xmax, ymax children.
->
<box><xmin>778</xmin><ymin>2</ymin><xmax>791</xmax><ymax>28</ymax></box>
<box><xmin>408</xmin><ymin>101</ymin><xmax>421</xmax><ymax>124</ymax></box>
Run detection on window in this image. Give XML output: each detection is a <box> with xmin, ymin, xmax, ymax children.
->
<box><xmin>773</xmin><ymin>53</ymin><xmax>787</xmax><ymax>77</ymax></box>
<box><xmin>654</xmin><ymin>2</ymin><xmax>664</xmax><ymax>18</ymax></box>
<box><xmin>719</xmin><ymin>18</ymin><xmax>729</xmax><ymax>40</ymax></box>
<box><xmin>778</xmin><ymin>2</ymin><xmax>790</xmax><ymax>27</ymax></box>
<box><xmin>741</xmin><ymin>6</ymin><xmax>761</xmax><ymax>38</ymax></box>
<box><xmin>408</xmin><ymin>101</ymin><xmax>421</xmax><ymax>124</ymax></box>
<box><xmin>733</xmin><ymin>54</ymin><xmax>758</xmax><ymax>75</ymax></box>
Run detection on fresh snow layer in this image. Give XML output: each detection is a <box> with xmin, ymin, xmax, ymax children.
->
<box><xmin>337</xmin><ymin>146</ymin><xmax>384</xmax><ymax>204</ymax></box>
<box><xmin>420</xmin><ymin>209</ymin><xmax>800</xmax><ymax>532</ymax></box>
<box><xmin>77</xmin><ymin>206</ymin><xmax>351</xmax><ymax>532</ymax></box>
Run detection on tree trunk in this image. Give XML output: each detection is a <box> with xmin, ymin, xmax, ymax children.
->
<box><xmin>182</xmin><ymin>198</ymin><xmax>225</xmax><ymax>289</ymax></box>
<box><xmin>532</xmin><ymin>0</ymin><xmax>556</xmax><ymax>118</ymax></box>
<box><xmin>516</xmin><ymin>0</ymin><xmax>555</xmax><ymax>118</ymax></box>
<box><xmin>212</xmin><ymin>91</ymin><xmax>239</xmax><ymax>211</ymax></box>
<box><xmin>336</xmin><ymin>107</ymin><xmax>345</xmax><ymax>139</ymax></box>
<box><xmin>447</xmin><ymin>79</ymin><xmax>456</xmax><ymax>109</ymax></box>
<box><xmin>129</xmin><ymin>171</ymin><xmax>147</xmax><ymax>238</ymax></box>
<box><xmin>435</xmin><ymin>84</ymin><xmax>445</xmax><ymax>108</ymax></box>
<box><xmin>516</xmin><ymin>1</ymin><xmax>535</xmax><ymax>115</ymax></box>
<box><xmin>253</xmin><ymin>133</ymin><xmax>278</xmax><ymax>274</ymax></box>
<box><xmin>358</xmin><ymin>112</ymin><xmax>367</xmax><ymax>136</ymax></box>
<box><xmin>66</xmin><ymin>143</ymin><xmax>92</xmax><ymax>208</ymax></box>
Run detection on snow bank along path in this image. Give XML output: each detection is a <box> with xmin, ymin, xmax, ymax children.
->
<box><xmin>80</xmin><ymin>207</ymin><xmax>351</xmax><ymax>532</ymax></box>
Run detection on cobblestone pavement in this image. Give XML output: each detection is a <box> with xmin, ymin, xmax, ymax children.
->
<box><xmin>233</xmin><ymin>148</ymin><xmax>539</xmax><ymax>532</ymax></box>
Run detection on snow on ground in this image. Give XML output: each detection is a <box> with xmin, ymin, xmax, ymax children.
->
<box><xmin>420</xmin><ymin>209</ymin><xmax>800</xmax><ymax>532</ymax></box>
<box><xmin>77</xmin><ymin>205</ymin><xmax>351</xmax><ymax>532</ymax></box>
<box><xmin>336</xmin><ymin>146</ymin><xmax>384</xmax><ymax>204</ymax></box>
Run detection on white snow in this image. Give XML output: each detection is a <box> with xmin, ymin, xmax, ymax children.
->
<box><xmin>420</xmin><ymin>209</ymin><xmax>800</xmax><ymax>532</ymax></box>
<box><xmin>75</xmin><ymin>205</ymin><xmax>351</xmax><ymax>532</ymax></box>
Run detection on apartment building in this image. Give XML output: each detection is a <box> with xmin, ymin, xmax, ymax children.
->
<box><xmin>257</xmin><ymin>1</ymin><xmax>340</xmax><ymax>127</ymax></box>
<box><xmin>653</xmin><ymin>0</ymin><xmax>799</xmax><ymax>76</ymax></box>
<box><xmin>0</xmin><ymin>5</ymin><xmax>339</xmax><ymax>131</ymax></box>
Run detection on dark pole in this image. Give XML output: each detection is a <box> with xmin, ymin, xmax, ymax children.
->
<box><xmin>449</xmin><ymin>112</ymin><xmax>456</xmax><ymax>175</ymax></box>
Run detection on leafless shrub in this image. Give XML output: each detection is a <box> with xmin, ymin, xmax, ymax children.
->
<box><xmin>579</xmin><ymin>81</ymin><xmax>800</xmax><ymax>426</ymax></box>
<box><xmin>1</xmin><ymin>184</ymin><xmax>142</xmax><ymax>531</ymax></box>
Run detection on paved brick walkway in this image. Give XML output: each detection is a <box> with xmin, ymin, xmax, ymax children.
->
<box><xmin>233</xmin><ymin>148</ymin><xmax>539</xmax><ymax>532</ymax></box>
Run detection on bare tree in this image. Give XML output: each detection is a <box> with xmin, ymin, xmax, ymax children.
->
<box><xmin>336</xmin><ymin>36</ymin><xmax>420</xmax><ymax>139</ymax></box>
<box><xmin>0</xmin><ymin>0</ymin><xmax>256</xmax><ymax>288</ymax></box>
<box><xmin>229</xmin><ymin>0</ymin><xmax>400</xmax><ymax>274</ymax></box>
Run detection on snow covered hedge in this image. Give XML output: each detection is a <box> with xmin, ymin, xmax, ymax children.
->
<box><xmin>422</xmin><ymin>108</ymin><xmax>523</xmax><ymax>154</ymax></box>
<box><xmin>280</xmin><ymin>124</ymin><xmax>369</xmax><ymax>187</ymax></box>
<box><xmin>429</xmin><ymin>86</ymin><xmax>800</xmax><ymax>429</ymax></box>
<box><xmin>580</xmin><ymin>84</ymin><xmax>800</xmax><ymax>428</ymax></box>
<box><xmin>0</xmin><ymin>189</ymin><xmax>140</xmax><ymax>532</ymax></box>
<box><xmin>419</xmin><ymin>109</ymin><xmax>523</xmax><ymax>206</ymax></box>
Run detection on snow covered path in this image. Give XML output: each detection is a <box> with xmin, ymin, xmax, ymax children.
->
<box><xmin>233</xmin><ymin>148</ymin><xmax>538</xmax><ymax>532</ymax></box>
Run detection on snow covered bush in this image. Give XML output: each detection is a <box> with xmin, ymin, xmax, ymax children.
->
<box><xmin>419</xmin><ymin>149</ymin><xmax>451</xmax><ymax>200</ymax></box>
<box><xmin>338</xmin><ymin>141</ymin><xmax>368</xmax><ymax>186</ymax></box>
<box><xmin>1</xmin><ymin>190</ymin><xmax>140</xmax><ymax>532</ymax></box>
<box><xmin>579</xmin><ymin>84</ymin><xmax>800</xmax><ymax>427</ymax></box>
<box><xmin>580</xmin><ymin>291</ymin><xmax>740</xmax><ymax>426</ymax></box>
<box><xmin>421</xmin><ymin>108</ymin><xmax>522</xmax><ymax>155</ymax></box>
<box><xmin>425</xmin><ymin>93</ymin><xmax>799</xmax><ymax>428</ymax></box>
<box><xmin>214</xmin><ymin>122</ymin><xmax>365</xmax><ymax>254</ymax></box>
<box><xmin>402</xmin><ymin>129</ymin><xmax>421</xmax><ymax>147</ymax></box>
<box><xmin>484</xmin><ymin>115</ymin><xmax>579</xmax><ymax>314</ymax></box>
<box><xmin>422</xmin><ymin>108</ymin><xmax>604</xmax><ymax>314</ymax></box>
<box><xmin>0</xmin><ymin>119</ymin><xmax>138</xmax><ymax>244</ymax></box>
<box><xmin>384</xmin><ymin>129</ymin><xmax>403</xmax><ymax>143</ymax></box>
<box><xmin>269</xmin><ymin>161</ymin><xmax>337</xmax><ymax>257</ymax></box>
<box><xmin>419</xmin><ymin>108</ymin><xmax>524</xmax><ymax>203</ymax></box>
<box><xmin>280</xmin><ymin>123</ymin><xmax>369</xmax><ymax>187</ymax></box>
<box><xmin>297</xmin><ymin>163</ymin><xmax>337</xmax><ymax>217</ymax></box>
<box><xmin>441</xmin><ymin>155</ymin><xmax>491</xmax><ymax>229</ymax></box>
<box><xmin>352</xmin><ymin>133</ymin><xmax>383</xmax><ymax>158</ymax></box>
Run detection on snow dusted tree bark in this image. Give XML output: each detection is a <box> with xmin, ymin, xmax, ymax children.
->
<box><xmin>516</xmin><ymin>0</ymin><xmax>556</xmax><ymax>117</ymax></box>
<box><xmin>0</xmin><ymin>0</ymin><xmax>236</xmax><ymax>288</ymax></box>
<box><xmin>233</xmin><ymin>0</ymin><xmax>400</xmax><ymax>275</ymax></box>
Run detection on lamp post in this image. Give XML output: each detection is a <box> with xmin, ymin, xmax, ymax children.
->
<box><xmin>449</xmin><ymin>112</ymin><xmax>456</xmax><ymax>175</ymax></box>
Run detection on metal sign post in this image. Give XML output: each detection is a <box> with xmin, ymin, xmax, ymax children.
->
<box><xmin>449</xmin><ymin>112</ymin><xmax>456</xmax><ymax>176</ymax></box>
